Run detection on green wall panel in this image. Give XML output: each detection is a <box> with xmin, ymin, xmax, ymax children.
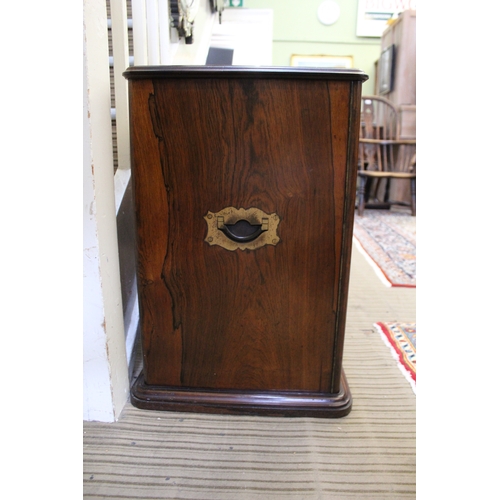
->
<box><xmin>243</xmin><ymin>0</ymin><xmax>382</xmax><ymax>94</ymax></box>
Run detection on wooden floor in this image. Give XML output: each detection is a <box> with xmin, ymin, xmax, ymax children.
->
<box><xmin>83</xmin><ymin>237</ymin><xmax>416</xmax><ymax>499</ymax></box>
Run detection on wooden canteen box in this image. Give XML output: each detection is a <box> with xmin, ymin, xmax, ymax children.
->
<box><xmin>124</xmin><ymin>66</ymin><xmax>368</xmax><ymax>417</ymax></box>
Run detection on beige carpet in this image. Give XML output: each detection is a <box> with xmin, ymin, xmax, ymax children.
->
<box><xmin>83</xmin><ymin>240</ymin><xmax>416</xmax><ymax>499</ymax></box>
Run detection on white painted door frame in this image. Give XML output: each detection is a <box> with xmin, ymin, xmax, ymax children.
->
<box><xmin>83</xmin><ymin>0</ymin><xmax>129</xmax><ymax>422</ymax></box>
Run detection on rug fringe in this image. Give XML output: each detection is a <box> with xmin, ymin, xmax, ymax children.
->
<box><xmin>374</xmin><ymin>323</ymin><xmax>416</xmax><ymax>395</ymax></box>
<box><xmin>353</xmin><ymin>238</ymin><xmax>392</xmax><ymax>287</ymax></box>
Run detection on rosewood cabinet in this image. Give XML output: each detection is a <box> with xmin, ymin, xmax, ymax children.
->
<box><xmin>124</xmin><ymin>66</ymin><xmax>368</xmax><ymax>417</ymax></box>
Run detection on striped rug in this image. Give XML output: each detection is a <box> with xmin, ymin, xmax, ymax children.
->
<box><xmin>83</xmin><ymin>245</ymin><xmax>416</xmax><ymax>499</ymax></box>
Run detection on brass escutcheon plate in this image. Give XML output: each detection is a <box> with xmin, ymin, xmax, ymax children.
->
<box><xmin>204</xmin><ymin>207</ymin><xmax>280</xmax><ymax>251</ymax></box>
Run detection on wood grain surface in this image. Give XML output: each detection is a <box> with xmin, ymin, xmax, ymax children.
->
<box><xmin>129</xmin><ymin>73</ymin><xmax>362</xmax><ymax>397</ymax></box>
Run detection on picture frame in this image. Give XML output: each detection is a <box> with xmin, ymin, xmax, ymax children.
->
<box><xmin>378</xmin><ymin>44</ymin><xmax>395</xmax><ymax>95</ymax></box>
<box><xmin>290</xmin><ymin>54</ymin><xmax>353</xmax><ymax>69</ymax></box>
<box><xmin>356</xmin><ymin>0</ymin><xmax>416</xmax><ymax>37</ymax></box>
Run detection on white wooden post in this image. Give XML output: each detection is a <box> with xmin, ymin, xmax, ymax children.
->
<box><xmin>110</xmin><ymin>0</ymin><xmax>131</xmax><ymax>172</ymax></box>
<box><xmin>159</xmin><ymin>0</ymin><xmax>173</xmax><ymax>64</ymax></box>
<box><xmin>83</xmin><ymin>0</ymin><xmax>129</xmax><ymax>422</ymax></box>
<box><xmin>110</xmin><ymin>0</ymin><xmax>132</xmax><ymax>213</ymax></box>
<box><xmin>146</xmin><ymin>0</ymin><xmax>161</xmax><ymax>65</ymax></box>
<box><xmin>131</xmin><ymin>0</ymin><xmax>148</xmax><ymax>65</ymax></box>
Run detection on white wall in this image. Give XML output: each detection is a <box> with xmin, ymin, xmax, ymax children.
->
<box><xmin>209</xmin><ymin>8</ymin><xmax>273</xmax><ymax>65</ymax></box>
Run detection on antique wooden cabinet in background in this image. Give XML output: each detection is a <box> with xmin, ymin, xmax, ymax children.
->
<box><xmin>379</xmin><ymin>9</ymin><xmax>416</xmax><ymax>204</ymax></box>
<box><xmin>124</xmin><ymin>66</ymin><xmax>368</xmax><ymax>417</ymax></box>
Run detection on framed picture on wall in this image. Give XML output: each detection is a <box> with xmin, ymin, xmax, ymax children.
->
<box><xmin>378</xmin><ymin>44</ymin><xmax>395</xmax><ymax>95</ymax></box>
<box><xmin>356</xmin><ymin>0</ymin><xmax>416</xmax><ymax>37</ymax></box>
<box><xmin>290</xmin><ymin>55</ymin><xmax>353</xmax><ymax>69</ymax></box>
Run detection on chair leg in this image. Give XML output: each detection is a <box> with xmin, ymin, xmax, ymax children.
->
<box><xmin>410</xmin><ymin>178</ymin><xmax>416</xmax><ymax>216</ymax></box>
<box><xmin>383</xmin><ymin>177</ymin><xmax>390</xmax><ymax>204</ymax></box>
<box><xmin>358</xmin><ymin>176</ymin><xmax>367</xmax><ymax>216</ymax></box>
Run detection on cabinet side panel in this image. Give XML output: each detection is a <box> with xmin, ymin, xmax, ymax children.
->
<box><xmin>330</xmin><ymin>81</ymin><xmax>363</xmax><ymax>392</ymax></box>
<box><xmin>129</xmin><ymin>80</ymin><xmax>182</xmax><ymax>385</ymax></box>
<box><xmin>136</xmin><ymin>77</ymin><xmax>353</xmax><ymax>392</ymax></box>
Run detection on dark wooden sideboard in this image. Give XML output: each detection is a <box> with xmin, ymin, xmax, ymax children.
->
<box><xmin>124</xmin><ymin>66</ymin><xmax>368</xmax><ymax>417</ymax></box>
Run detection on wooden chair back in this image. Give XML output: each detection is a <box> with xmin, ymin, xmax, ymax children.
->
<box><xmin>359</xmin><ymin>95</ymin><xmax>416</xmax><ymax>174</ymax></box>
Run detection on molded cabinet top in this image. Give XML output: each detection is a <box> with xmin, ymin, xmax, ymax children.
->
<box><xmin>123</xmin><ymin>65</ymin><xmax>369</xmax><ymax>82</ymax></box>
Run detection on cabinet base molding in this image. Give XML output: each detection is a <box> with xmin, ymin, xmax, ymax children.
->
<box><xmin>130</xmin><ymin>371</ymin><xmax>352</xmax><ymax>418</ymax></box>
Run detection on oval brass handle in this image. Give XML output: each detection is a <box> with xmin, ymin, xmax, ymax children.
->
<box><xmin>219</xmin><ymin>219</ymin><xmax>267</xmax><ymax>243</ymax></box>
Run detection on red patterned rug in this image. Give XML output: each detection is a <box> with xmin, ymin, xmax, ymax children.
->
<box><xmin>353</xmin><ymin>209</ymin><xmax>416</xmax><ymax>287</ymax></box>
<box><xmin>374</xmin><ymin>321</ymin><xmax>416</xmax><ymax>393</ymax></box>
